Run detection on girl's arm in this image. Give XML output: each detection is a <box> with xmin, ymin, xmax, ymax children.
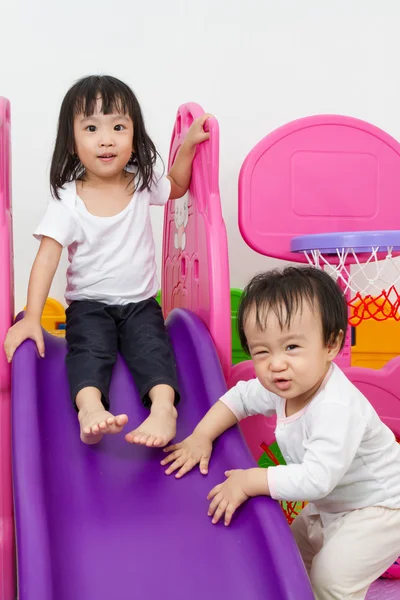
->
<box><xmin>4</xmin><ymin>236</ymin><xmax>63</xmax><ymax>361</ymax></box>
<box><xmin>167</xmin><ymin>114</ymin><xmax>211</xmax><ymax>199</ymax></box>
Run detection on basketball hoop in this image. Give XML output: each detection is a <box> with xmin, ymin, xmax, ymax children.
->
<box><xmin>291</xmin><ymin>231</ymin><xmax>400</xmax><ymax>326</ymax></box>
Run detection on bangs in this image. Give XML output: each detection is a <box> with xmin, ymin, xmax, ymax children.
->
<box><xmin>248</xmin><ymin>287</ymin><xmax>312</xmax><ymax>334</ymax></box>
<box><xmin>237</xmin><ymin>267</ymin><xmax>348</xmax><ymax>355</ymax></box>
<box><xmin>72</xmin><ymin>76</ymin><xmax>133</xmax><ymax>118</ymax></box>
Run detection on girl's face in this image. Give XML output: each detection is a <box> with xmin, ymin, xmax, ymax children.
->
<box><xmin>73</xmin><ymin>97</ymin><xmax>134</xmax><ymax>181</ymax></box>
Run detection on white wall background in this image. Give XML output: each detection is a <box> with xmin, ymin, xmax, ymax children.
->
<box><xmin>1</xmin><ymin>0</ymin><xmax>400</xmax><ymax>310</ymax></box>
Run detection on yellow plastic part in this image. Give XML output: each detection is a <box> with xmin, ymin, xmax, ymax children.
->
<box><xmin>350</xmin><ymin>297</ymin><xmax>400</xmax><ymax>369</ymax></box>
<box><xmin>351</xmin><ymin>318</ymin><xmax>400</xmax><ymax>369</ymax></box>
<box><xmin>24</xmin><ymin>297</ymin><xmax>66</xmax><ymax>332</ymax></box>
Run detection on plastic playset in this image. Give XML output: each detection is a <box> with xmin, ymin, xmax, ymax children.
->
<box><xmin>1</xmin><ymin>97</ymin><xmax>400</xmax><ymax>598</ymax></box>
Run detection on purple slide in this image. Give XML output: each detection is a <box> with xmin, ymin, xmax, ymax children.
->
<box><xmin>12</xmin><ymin>309</ymin><xmax>314</xmax><ymax>600</ymax></box>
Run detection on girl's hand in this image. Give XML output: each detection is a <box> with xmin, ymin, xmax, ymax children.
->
<box><xmin>207</xmin><ymin>468</ymin><xmax>270</xmax><ymax>526</ymax></box>
<box><xmin>183</xmin><ymin>114</ymin><xmax>212</xmax><ymax>150</ymax></box>
<box><xmin>161</xmin><ymin>432</ymin><xmax>213</xmax><ymax>478</ymax></box>
<box><xmin>4</xmin><ymin>316</ymin><xmax>45</xmax><ymax>362</ymax></box>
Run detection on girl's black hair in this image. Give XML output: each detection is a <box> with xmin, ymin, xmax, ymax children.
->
<box><xmin>237</xmin><ymin>266</ymin><xmax>348</xmax><ymax>354</ymax></box>
<box><xmin>50</xmin><ymin>75</ymin><xmax>161</xmax><ymax>199</ymax></box>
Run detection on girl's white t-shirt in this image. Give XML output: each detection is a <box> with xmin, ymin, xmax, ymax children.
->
<box><xmin>221</xmin><ymin>363</ymin><xmax>400</xmax><ymax>525</ymax></box>
<box><xmin>34</xmin><ymin>176</ymin><xmax>171</xmax><ymax>305</ymax></box>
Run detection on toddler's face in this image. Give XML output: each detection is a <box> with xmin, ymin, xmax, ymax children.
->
<box><xmin>244</xmin><ymin>300</ymin><xmax>341</xmax><ymax>405</ymax></box>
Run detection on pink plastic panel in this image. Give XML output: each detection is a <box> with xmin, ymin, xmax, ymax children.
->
<box><xmin>239</xmin><ymin>115</ymin><xmax>400</xmax><ymax>262</ymax></box>
<box><xmin>228</xmin><ymin>361</ymin><xmax>275</xmax><ymax>460</ymax></box>
<box><xmin>342</xmin><ymin>358</ymin><xmax>400</xmax><ymax>439</ymax></box>
<box><xmin>0</xmin><ymin>97</ymin><xmax>16</xmax><ymax>599</ymax></box>
<box><xmin>162</xmin><ymin>104</ymin><xmax>231</xmax><ymax>379</ymax></box>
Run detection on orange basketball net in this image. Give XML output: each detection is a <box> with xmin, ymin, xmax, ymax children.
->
<box><xmin>348</xmin><ymin>287</ymin><xmax>400</xmax><ymax>326</ymax></box>
<box><xmin>302</xmin><ymin>245</ymin><xmax>400</xmax><ymax>325</ymax></box>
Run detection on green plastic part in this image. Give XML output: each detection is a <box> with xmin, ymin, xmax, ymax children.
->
<box><xmin>230</xmin><ymin>288</ymin><xmax>250</xmax><ymax>365</ymax></box>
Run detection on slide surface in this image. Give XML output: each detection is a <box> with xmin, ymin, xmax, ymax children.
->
<box><xmin>12</xmin><ymin>309</ymin><xmax>313</xmax><ymax>600</ymax></box>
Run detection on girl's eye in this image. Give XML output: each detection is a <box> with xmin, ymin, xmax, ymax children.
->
<box><xmin>86</xmin><ymin>125</ymin><xmax>97</xmax><ymax>132</ymax></box>
<box><xmin>254</xmin><ymin>350</ymin><xmax>268</xmax><ymax>356</ymax></box>
<box><xmin>114</xmin><ymin>124</ymin><xmax>125</xmax><ymax>131</ymax></box>
<box><xmin>286</xmin><ymin>344</ymin><xmax>298</xmax><ymax>351</ymax></box>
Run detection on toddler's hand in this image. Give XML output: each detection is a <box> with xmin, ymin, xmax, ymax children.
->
<box><xmin>161</xmin><ymin>432</ymin><xmax>212</xmax><ymax>478</ymax></box>
<box><xmin>183</xmin><ymin>114</ymin><xmax>212</xmax><ymax>150</ymax></box>
<box><xmin>207</xmin><ymin>469</ymin><xmax>249</xmax><ymax>526</ymax></box>
<box><xmin>4</xmin><ymin>316</ymin><xmax>45</xmax><ymax>363</ymax></box>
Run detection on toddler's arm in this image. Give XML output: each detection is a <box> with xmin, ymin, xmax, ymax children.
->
<box><xmin>161</xmin><ymin>400</ymin><xmax>238</xmax><ymax>478</ymax></box>
<box><xmin>267</xmin><ymin>402</ymin><xmax>367</xmax><ymax>502</ymax></box>
<box><xmin>162</xmin><ymin>378</ymin><xmax>276</xmax><ymax>478</ymax></box>
<box><xmin>4</xmin><ymin>236</ymin><xmax>62</xmax><ymax>362</ymax></box>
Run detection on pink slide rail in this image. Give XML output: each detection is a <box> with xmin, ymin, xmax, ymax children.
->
<box><xmin>162</xmin><ymin>103</ymin><xmax>231</xmax><ymax>380</ymax></box>
<box><xmin>0</xmin><ymin>97</ymin><xmax>16</xmax><ymax>599</ymax></box>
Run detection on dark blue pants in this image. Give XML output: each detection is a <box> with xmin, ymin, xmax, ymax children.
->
<box><xmin>65</xmin><ymin>298</ymin><xmax>179</xmax><ymax>410</ymax></box>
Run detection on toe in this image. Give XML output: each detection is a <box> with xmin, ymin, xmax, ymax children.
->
<box><xmin>130</xmin><ymin>430</ymin><xmax>142</xmax><ymax>443</ymax></box>
<box><xmin>116</xmin><ymin>414</ymin><xmax>128</xmax><ymax>426</ymax></box>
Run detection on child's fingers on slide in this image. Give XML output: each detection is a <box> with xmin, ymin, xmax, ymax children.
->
<box><xmin>164</xmin><ymin>457</ymin><xmax>185</xmax><ymax>475</ymax></box>
<box><xmin>3</xmin><ymin>335</ymin><xmax>13</xmax><ymax>358</ymax></box>
<box><xmin>34</xmin><ymin>333</ymin><xmax>45</xmax><ymax>357</ymax></box>
<box><xmin>160</xmin><ymin>449</ymin><xmax>181</xmax><ymax>465</ymax></box>
<box><xmin>208</xmin><ymin>492</ymin><xmax>223</xmax><ymax>517</ymax></box>
<box><xmin>199</xmin><ymin>456</ymin><xmax>210</xmax><ymax>474</ymax></box>
<box><xmin>5</xmin><ymin>341</ymin><xmax>16</xmax><ymax>362</ymax></box>
<box><xmin>224</xmin><ymin>505</ymin><xmax>235</xmax><ymax>526</ymax></box>
<box><xmin>207</xmin><ymin>483</ymin><xmax>222</xmax><ymax>501</ymax></box>
<box><xmin>4</xmin><ymin>343</ymin><xmax>11</xmax><ymax>362</ymax></box>
<box><xmin>175</xmin><ymin>459</ymin><xmax>196</xmax><ymax>479</ymax></box>
<box><xmin>163</xmin><ymin>442</ymin><xmax>181</xmax><ymax>453</ymax></box>
<box><xmin>211</xmin><ymin>499</ymin><xmax>228</xmax><ymax>524</ymax></box>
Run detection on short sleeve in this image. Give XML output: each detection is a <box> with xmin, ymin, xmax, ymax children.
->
<box><xmin>149</xmin><ymin>174</ymin><xmax>171</xmax><ymax>206</ymax></box>
<box><xmin>33</xmin><ymin>200</ymin><xmax>77</xmax><ymax>248</ymax></box>
<box><xmin>220</xmin><ymin>379</ymin><xmax>277</xmax><ymax>421</ymax></box>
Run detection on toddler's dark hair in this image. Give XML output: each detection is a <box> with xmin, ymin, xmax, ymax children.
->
<box><xmin>237</xmin><ymin>266</ymin><xmax>348</xmax><ymax>354</ymax></box>
<box><xmin>50</xmin><ymin>75</ymin><xmax>160</xmax><ymax>199</ymax></box>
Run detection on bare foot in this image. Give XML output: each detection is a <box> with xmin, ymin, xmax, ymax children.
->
<box><xmin>78</xmin><ymin>409</ymin><xmax>128</xmax><ymax>445</ymax></box>
<box><xmin>125</xmin><ymin>404</ymin><xmax>177</xmax><ymax>448</ymax></box>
